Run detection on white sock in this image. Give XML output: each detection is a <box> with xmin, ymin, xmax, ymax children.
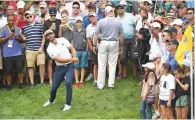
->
<box><xmin>155</xmin><ymin>111</ymin><xmax>160</xmax><ymax>116</ymax></box>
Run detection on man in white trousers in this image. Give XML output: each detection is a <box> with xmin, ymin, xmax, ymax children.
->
<box><xmin>93</xmin><ymin>6</ymin><xmax>124</xmax><ymax>90</ymax></box>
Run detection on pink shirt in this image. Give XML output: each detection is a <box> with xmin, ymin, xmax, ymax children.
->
<box><xmin>141</xmin><ymin>72</ymin><xmax>156</xmax><ymax>97</ymax></box>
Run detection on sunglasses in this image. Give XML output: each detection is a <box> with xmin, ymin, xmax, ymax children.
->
<box><xmin>26</xmin><ymin>16</ymin><xmax>32</xmax><ymax>19</ymax></box>
<box><xmin>168</xmin><ymin>43</ymin><xmax>175</xmax><ymax>46</ymax></box>
<box><xmin>143</xmin><ymin>3</ymin><xmax>150</xmax><ymax>6</ymax></box>
<box><xmin>187</xmin><ymin>12</ymin><xmax>193</xmax><ymax>15</ymax></box>
<box><xmin>118</xmin><ymin>7</ymin><xmax>124</xmax><ymax>9</ymax></box>
<box><xmin>50</xmin><ymin>14</ymin><xmax>56</xmax><ymax>17</ymax></box>
<box><xmin>73</xmin><ymin>7</ymin><xmax>79</xmax><ymax>9</ymax></box>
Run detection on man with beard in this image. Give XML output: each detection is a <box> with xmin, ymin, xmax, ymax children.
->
<box><xmin>43</xmin><ymin>29</ymin><xmax>79</xmax><ymax>112</ymax></box>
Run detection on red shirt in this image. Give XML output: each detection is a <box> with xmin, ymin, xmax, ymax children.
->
<box><xmin>14</xmin><ymin>14</ymin><xmax>27</xmax><ymax>30</ymax></box>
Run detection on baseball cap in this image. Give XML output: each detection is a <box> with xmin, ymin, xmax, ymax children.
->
<box><xmin>49</xmin><ymin>0</ymin><xmax>57</xmax><ymax>5</ymax></box>
<box><xmin>45</xmin><ymin>29</ymin><xmax>54</xmax><ymax>36</ymax></box>
<box><xmin>49</xmin><ymin>7</ymin><xmax>57</xmax><ymax>14</ymax></box>
<box><xmin>88</xmin><ymin>12</ymin><xmax>97</xmax><ymax>17</ymax></box>
<box><xmin>17</xmin><ymin>0</ymin><xmax>25</xmax><ymax>9</ymax></box>
<box><xmin>142</xmin><ymin>63</ymin><xmax>155</xmax><ymax>70</ymax></box>
<box><xmin>76</xmin><ymin>16</ymin><xmax>83</xmax><ymax>22</ymax></box>
<box><xmin>166</xmin><ymin>13</ymin><xmax>177</xmax><ymax>19</ymax></box>
<box><xmin>168</xmin><ymin>27</ymin><xmax>177</xmax><ymax>33</ymax></box>
<box><xmin>152</xmin><ymin>22</ymin><xmax>161</xmax><ymax>29</ymax></box>
<box><xmin>88</xmin><ymin>3</ymin><xmax>96</xmax><ymax>8</ymax></box>
<box><xmin>178</xmin><ymin>2</ymin><xmax>187</xmax><ymax>8</ymax></box>
<box><xmin>117</xmin><ymin>0</ymin><xmax>127</xmax><ymax>7</ymax></box>
<box><xmin>169</xmin><ymin>39</ymin><xmax>179</xmax><ymax>47</ymax></box>
<box><xmin>153</xmin><ymin>16</ymin><xmax>166</xmax><ymax>25</ymax></box>
<box><xmin>171</xmin><ymin>19</ymin><xmax>183</xmax><ymax>26</ymax></box>
<box><xmin>40</xmin><ymin>2</ymin><xmax>47</xmax><ymax>8</ymax></box>
<box><xmin>25</xmin><ymin>11</ymin><xmax>33</xmax><ymax>16</ymax></box>
<box><xmin>119</xmin><ymin>0</ymin><xmax>127</xmax><ymax>6</ymax></box>
<box><xmin>105</xmin><ymin>6</ymin><xmax>113</xmax><ymax>12</ymax></box>
<box><xmin>182</xmin><ymin>59</ymin><xmax>191</xmax><ymax>68</ymax></box>
<box><xmin>139</xmin><ymin>0</ymin><xmax>153</xmax><ymax>5</ymax></box>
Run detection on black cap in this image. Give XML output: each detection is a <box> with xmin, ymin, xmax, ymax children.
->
<box><xmin>187</xmin><ymin>8</ymin><xmax>194</xmax><ymax>11</ymax></box>
<box><xmin>169</xmin><ymin>39</ymin><xmax>179</xmax><ymax>47</ymax></box>
<box><xmin>49</xmin><ymin>7</ymin><xmax>57</xmax><ymax>14</ymax></box>
<box><xmin>73</xmin><ymin>1</ymin><xmax>80</xmax><ymax>7</ymax></box>
<box><xmin>168</xmin><ymin>27</ymin><xmax>177</xmax><ymax>33</ymax></box>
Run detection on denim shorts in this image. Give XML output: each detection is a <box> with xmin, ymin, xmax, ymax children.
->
<box><xmin>74</xmin><ymin>50</ymin><xmax>88</xmax><ymax>68</ymax></box>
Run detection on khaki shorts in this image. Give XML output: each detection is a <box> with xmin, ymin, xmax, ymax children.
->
<box><xmin>26</xmin><ymin>50</ymin><xmax>45</xmax><ymax>67</ymax></box>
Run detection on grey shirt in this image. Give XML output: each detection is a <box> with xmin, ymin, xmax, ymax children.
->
<box><xmin>95</xmin><ymin>16</ymin><xmax>124</xmax><ymax>41</ymax></box>
<box><xmin>62</xmin><ymin>26</ymin><xmax>73</xmax><ymax>43</ymax></box>
<box><xmin>73</xmin><ymin>28</ymin><xmax>87</xmax><ymax>50</ymax></box>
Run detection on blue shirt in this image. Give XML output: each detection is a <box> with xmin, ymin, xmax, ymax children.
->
<box><xmin>180</xmin><ymin>17</ymin><xmax>188</xmax><ymax>23</ymax></box>
<box><xmin>0</xmin><ymin>26</ymin><xmax>22</xmax><ymax>57</ymax></box>
<box><xmin>167</xmin><ymin>54</ymin><xmax>177</xmax><ymax>70</ymax></box>
<box><xmin>83</xmin><ymin>14</ymin><xmax>103</xmax><ymax>28</ymax></box>
<box><xmin>116</xmin><ymin>13</ymin><xmax>136</xmax><ymax>39</ymax></box>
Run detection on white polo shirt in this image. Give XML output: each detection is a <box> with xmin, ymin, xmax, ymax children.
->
<box><xmin>0</xmin><ymin>16</ymin><xmax>7</xmax><ymax>29</ymax></box>
<box><xmin>47</xmin><ymin>37</ymin><xmax>72</xmax><ymax>66</ymax></box>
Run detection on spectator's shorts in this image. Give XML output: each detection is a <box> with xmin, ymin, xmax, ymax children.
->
<box><xmin>160</xmin><ymin>99</ymin><xmax>176</xmax><ymax>107</ymax></box>
<box><xmin>74</xmin><ymin>50</ymin><xmax>88</xmax><ymax>68</ymax></box>
<box><xmin>175</xmin><ymin>95</ymin><xmax>190</xmax><ymax>107</ymax></box>
<box><xmin>3</xmin><ymin>55</ymin><xmax>23</xmax><ymax>76</ymax></box>
<box><xmin>92</xmin><ymin>51</ymin><xmax>98</xmax><ymax>65</ymax></box>
<box><xmin>26</xmin><ymin>50</ymin><xmax>45</xmax><ymax>67</ymax></box>
<box><xmin>120</xmin><ymin>37</ymin><xmax>135</xmax><ymax>63</ymax></box>
<box><xmin>0</xmin><ymin>48</ymin><xmax>3</xmax><ymax>69</ymax></box>
<box><xmin>44</xmin><ymin>40</ymin><xmax>52</xmax><ymax>60</ymax></box>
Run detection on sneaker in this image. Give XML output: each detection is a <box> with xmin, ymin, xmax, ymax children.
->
<box><xmin>108</xmin><ymin>85</ymin><xmax>114</xmax><ymax>89</ymax></box>
<box><xmin>30</xmin><ymin>84</ymin><xmax>35</xmax><ymax>89</ymax></box>
<box><xmin>133</xmin><ymin>75</ymin><xmax>139</xmax><ymax>80</ymax></box>
<box><xmin>43</xmin><ymin>100</ymin><xmax>55</xmax><ymax>107</ymax></box>
<box><xmin>93</xmin><ymin>81</ymin><xmax>97</xmax><ymax>86</ymax></box>
<box><xmin>85</xmin><ymin>73</ymin><xmax>93</xmax><ymax>81</ymax></box>
<box><xmin>152</xmin><ymin>112</ymin><xmax>160</xmax><ymax>119</ymax></box>
<box><xmin>62</xmin><ymin>104</ymin><xmax>71</xmax><ymax>111</ymax></box>
<box><xmin>79</xmin><ymin>82</ymin><xmax>84</xmax><ymax>87</ymax></box>
<box><xmin>116</xmin><ymin>74</ymin><xmax>122</xmax><ymax>80</ymax></box>
<box><xmin>40</xmin><ymin>83</ymin><xmax>46</xmax><ymax>86</ymax></box>
<box><xmin>18</xmin><ymin>84</ymin><xmax>25</xmax><ymax>89</ymax></box>
<box><xmin>74</xmin><ymin>82</ymin><xmax>80</xmax><ymax>88</ymax></box>
<box><xmin>6</xmin><ymin>85</ymin><xmax>12</xmax><ymax>91</ymax></box>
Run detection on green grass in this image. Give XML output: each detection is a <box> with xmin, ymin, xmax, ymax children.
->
<box><xmin>0</xmin><ymin>75</ymin><xmax>141</xmax><ymax>119</ymax></box>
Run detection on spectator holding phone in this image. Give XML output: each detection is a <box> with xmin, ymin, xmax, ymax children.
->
<box><xmin>0</xmin><ymin>15</ymin><xmax>24</xmax><ymax>90</ymax></box>
<box><xmin>44</xmin><ymin>7</ymin><xmax>61</xmax><ymax>85</ymax></box>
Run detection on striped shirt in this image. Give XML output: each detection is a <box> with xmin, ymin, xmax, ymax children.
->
<box><xmin>23</xmin><ymin>23</ymin><xmax>43</xmax><ymax>51</ymax></box>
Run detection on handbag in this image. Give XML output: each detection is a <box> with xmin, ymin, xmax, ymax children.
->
<box><xmin>147</xmin><ymin>93</ymin><xmax>155</xmax><ymax>104</ymax></box>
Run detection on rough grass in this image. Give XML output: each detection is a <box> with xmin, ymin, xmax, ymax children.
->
<box><xmin>0</xmin><ymin>71</ymin><xmax>142</xmax><ymax>119</ymax></box>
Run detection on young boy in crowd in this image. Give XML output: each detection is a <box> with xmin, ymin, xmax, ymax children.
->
<box><xmin>72</xmin><ymin>16</ymin><xmax>88</xmax><ymax>88</ymax></box>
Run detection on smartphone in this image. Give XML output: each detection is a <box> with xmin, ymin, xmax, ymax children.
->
<box><xmin>11</xmin><ymin>29</ymin><xmax>15</xmax><ymax>34</ymax></box>
<box><xmin>52</xmin><ymin>23</ymin><xmax>56</xmax><ymax>27</ymax></box>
